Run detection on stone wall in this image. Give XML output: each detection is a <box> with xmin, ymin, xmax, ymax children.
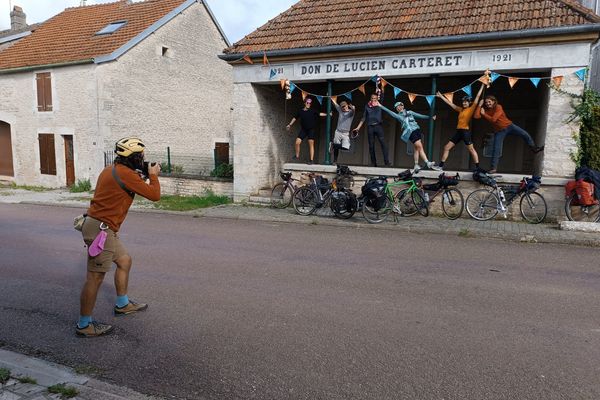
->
<box><xmin>159</xmin><ymin>175</ymin><xmax>233</xmax><ymax>197</ymax></box>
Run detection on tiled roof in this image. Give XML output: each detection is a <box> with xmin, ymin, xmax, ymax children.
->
<box><xmin>0</xmin><ymin>24</ymin><xmax>41</xmax><ymax>40</ymax></box>
<box><xmin>224</xmin><ymin>0</ymin><xmax>600</xmax><ymax>54</ymax></box>
<box><xmin>0</xmin><ymin>0</ymin><xmax>188</xmax><ymax>70</ymax></box>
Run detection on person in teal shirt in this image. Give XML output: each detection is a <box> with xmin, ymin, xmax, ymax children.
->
<box><xmin>379</xmin><ymin>102</ymin><xmax>440</xmax><ymax>173</ymax></box>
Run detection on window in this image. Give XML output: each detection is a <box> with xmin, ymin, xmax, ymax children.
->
<box><xmin>161</xmin><ymin>46</ymin><xmax>170</xmax><ymax>57</ymax></box>
<box><xmin>214</xmin><ymin>142</ymin><xmax>229</xmax><ymax>167</ymax></box>
<box><xmin>36</xmin><ymin>72</ymin><xmax>52</xmax><ymax>112</ymax></box>
<box><xmin>39</xmin><ymin>134</ymin><xmax>56</xmax><ymax>175</ymax></box>
<box><xmin>96</xmin><ymin>21</ymin><xmax>127</xmax><ymax>35</ymax></box>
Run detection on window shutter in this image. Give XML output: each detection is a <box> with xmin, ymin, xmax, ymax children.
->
<box><xmin>35</xmin><ymin>73</ymin><xmax>52</xmax><ymax>112</ymax></box>
<box><xmin>39</xmin><ymin>134</ymin><xmax>56</xmax><ymax>175</ymax></box>
<box><xmin>43</xmin><ymin>74</ymin><xmax>53</xmax><ymax>111</ymax></box>
<box><xmin>36</xmin><ymin>74</ymin><xmax>45</xmax><ymax>112</ymax></box>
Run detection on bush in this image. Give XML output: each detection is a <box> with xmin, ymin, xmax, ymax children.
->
<box><xmin>566</xmin><ymin>88</ymin><xmax>600</xmax><ymax>170</ymax></box>
<box><xmin>211</xmin><ymin>163</ymin><xmax>233</xmax><ymax>179</ymax></box>
<box><xmin>159</xmin><ymin>162</ymin><xmax>184</xmax><ymax>175</ymax></box>
<box><xmin>70</xmin><ymin>179</ymin><xmax>92</xmax><ymax>193</ymax></box>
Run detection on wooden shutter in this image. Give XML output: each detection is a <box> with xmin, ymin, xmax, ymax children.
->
<box><xmin>35</xmin><ymin>73</ymin><xmax>52</xmax><ymax>112</ymax></box>
<box><xmin>215</xmin><ymin>142</ymin><xmax>229</xmax><ymax>166</ymax></box>
<box><xmin>38</xmin><ymin>134</ymin><xmax>56</xmax><ymax>175</ymax></box>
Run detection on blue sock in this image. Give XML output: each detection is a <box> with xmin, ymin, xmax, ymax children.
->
<box><xmin>116</xmin><ymin>295</ymin><xmax>129</xmax><ymax>308</ymax></box>
<box><xmin>78</xmin><ymin>316</ymin><xmax>92</xmax><ymax>329</ymax></box>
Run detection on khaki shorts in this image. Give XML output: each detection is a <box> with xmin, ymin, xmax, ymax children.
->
<box><xmin>334</xmin><ymin>130</ymin><xmax>350</xmax><ymax>150</ymax></box>
<box><xmin>81</xmin><ymin>217</ymin><xmax>128</xmax><ymax>273</ymax></box>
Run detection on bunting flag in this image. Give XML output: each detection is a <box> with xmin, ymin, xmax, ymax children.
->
<box><xmin>280</xmin><ymin>79</ymin><xmax>286</xmax><ymax>90</ymax></box>
<box><xmin>508</xmin><ymin>77</ymin><xmax>519</xmax><ymax>88</ymax></box>
<box><xmin>394</xmin><ymin>87</ymin><xmax>402</xmax><ymax>98</ymax></box>
<box><xmin>408</xmin><ymin>93</ymin><xmax>417</xmax><ymax>104</ymax></box>
<box><xmin>552</xmin><ymin>76</ymin><xmax>564</xmax><ymax>89</ymax></box>
<box><xmin>344</xmin><ymin>92</ymin><xmax>352</xmax><ymax>101</ymax></box>
<box><xmin>289</xmin><ymin>82</ymin><xmax>296</xmax><ymax>93</ymax></box>
<box><xmin>263</xmin><ymin>52</ymin><xmax>268</xmax><ymax>66</ymax></box>
<box><xmin>358</xmin><ymin>84</ymin><xmax>366</xmax><ymax>95</ymax></box>
<box><xmin>530</xmin><ymin>77</ymin><xmax>541</xmax><ymax>88</ymax></box>
<box><xmin>575</xmin><ymin>68</ymin><xmax>587</xmax><ymax>82</ymax></box>
<box><xmin>301</xmin><ymin>91</ymin><xmax>308</xmax><ymax>101</ymax></box>
<box><xmin>316</xmin><ymin>96</ymin><xmax>323</xmax><ymax>105</ymax></box>
<box><xmin>443</xmin><ymin>92</ymin><xmax>454</xmax><ymax>103</ymax></box>
<box><xmin>381</xmin><ymin>79</ymin><xmax>388</xmax><ymax>89</ymax></box>
<box><xmin>331</xmin><ymin>95</ymin><xmax>337</xmax><ymax>104</ymax></box>
<box><xmin>491</xmin><ymin>72</ymin><xmax>500</xmax><ymax>83</ymax></box>
<box><xmin>462</xmin><ymin>85</ymin><xmax>472</xmax><ymax>98</ymax></box>
<box><xmin>371</xmin><ymin>75</ymin><xmax>378</xmax><ymax>82</ymax></box>
<box><xmin>269</xmin><ymin>69</ymin><xmax>277</xmax><ymax>80</ymax></box>
<box><xmin>478</xmin><ymin>74</ymin><xmax>490</xmax><ymax>88</ymax></box>
<box><xmin>425</xmin><ymin>95</ymin><xmax>435</xmax><ymax>107</ymax></box>
<box><xmin>242</xmin><ymin>55</ymin><xmax>254</xmax><ymax>64</ymax></box>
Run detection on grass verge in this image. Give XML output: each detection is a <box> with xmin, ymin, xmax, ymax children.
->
<box><xmin>48</xmin><ymin>383</ymin><xmax>79</xmax><ymax>398</ymax></box>
<box><xmin>0</xmin><ymin>367</ymin><xmax>10</xmax><ymax>384</ymax></box>
<box><xmin>152</xmin><ymin>193</ymin><xmax>231</xmax><ymax>211</ymax></box>
<box><xmin>17</xmin><ymin>376</ymin><xmax>37</xmax><ymax>384</ymax></box>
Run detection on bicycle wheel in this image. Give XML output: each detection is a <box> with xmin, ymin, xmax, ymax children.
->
<box><xmin>337</xmin><ymin>175</ymin><xmax>355</xmax><ymax>190</ymax></box>
<box><xmin>565</xmin><ymin>193</ymin><xmax>600</xmax><ymax>222</ymax></box>
<box><xmin>519</xmin><ymin>192</ymin><xmax>547</xmax><ymax>224</ymax></box>
<box><xmin>466</xmin><ymin>189</ymin><xmax>499</xmax><ymax>221</ymax></box>
<box><xmin>292</xmin><ymin>186</ymin><xmax>318</xmax><ymax>216</ymax></box>
<box><xmin>331</xmin><ymin>191</ymin><xmax>357</xmax><ymax>219</ymax></box>
<box><xmin>395</xmin><ymin>189</ymin><xmax>418</xmax><ymax>217</ymax></box>
<box><xmin>411</xmin><ymin>189</ymin><xmax>429</xmax><ymax>217</ymax></box>
<box><xmin>441</xmin><ymin>188</ymin><xmax>464</xmax><ymax>220</ymax></box>
<box><xmin>270</xmin><ymin>182</ymin><xmax>293</xmax><ymax>209</ymax></box>
<box><xmin>362</xmin><ymin>195</ymin><xmax>392</xmax><ymax>224</ymax></box>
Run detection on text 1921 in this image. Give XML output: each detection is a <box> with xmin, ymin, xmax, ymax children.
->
<box><xmin>492</xmin><ymin>54</ymin><xmax>512</xmax><ymax>62</ymax></box>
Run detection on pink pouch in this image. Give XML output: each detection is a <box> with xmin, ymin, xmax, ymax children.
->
<box><xmin>88</xmin><ymin>230</ymin><xmax>108</xmax><ymax>257</ymax></box>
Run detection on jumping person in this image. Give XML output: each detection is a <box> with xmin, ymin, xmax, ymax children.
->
<box><xmin>286</xmin><ymin>97</ymin><xmax>328</xmax><ymax>165</ymax></box>
<box><xmin>474</xmin><ymin>95</ymin><xmax>544</xmax><ymax>173</ymax></box>
<box><xmin>352</xmin><ymin>94</ymin><xmax>391</xmax><ymax>167</ymax></box>
<box><xmin>435</xmin><ymin>84</ymin><xmax>485</xmax><ymax>171</ymax></box>
<box><xmin>329</xmin><ymin>97</ymin><xmax>355</xmax><ymax>164</ymax></box>
<box><xmin>76</xmin><ymin>137</ymin><xmax>161</xmax><ymax>337</ymax></box>
<box><xmin>379</xmin><ymin>101</ymin><xmax>438</xmax><ymax>173</ymax></box>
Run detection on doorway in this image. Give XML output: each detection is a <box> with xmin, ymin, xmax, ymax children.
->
<box><xmin>63</xmin><ymin>135</ymin><xmax>75</xmax><ymax>186</ymax></box>
<box><xmin>0</xmin><ymin>122</ymin><xmax>14</xmax><ymax>176</ymax></box>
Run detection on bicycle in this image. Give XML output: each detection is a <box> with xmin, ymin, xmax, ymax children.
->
<box><xmin>361</xmin><ymin>170</ymin><xmax>429</xmax><ymax>224</ymax></box>
<box><xmin>292</xmin><ymin>171</ymin><xmax>358</xmax><ymax>219</ymax></box>
<box><xmin>466</xmin><ymin>172</ymin><xmax>547</xmax><ymax>224</ymax></box>
<box><xmin>564</xmin><ymin>182</ymin><xmax>600</xmax><ymax>222</ymax></box>
<box><xmin>270</xmin><ymin>172</ymin><xmax>301</xmax><ymax>209</ymax></box>
<box><xmin>420</xmin><ymin>173</ymin><xmax>464</xmax><ymax>220</ymax></box>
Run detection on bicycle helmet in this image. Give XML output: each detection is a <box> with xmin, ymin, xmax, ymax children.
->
<box><xmin>115</xmin><ymin>137</ymin><xmax>145</xmax><ymax>157</ymax></box>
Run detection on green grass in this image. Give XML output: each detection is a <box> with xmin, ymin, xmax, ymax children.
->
<box><xmin>153</xmin><ymin>193</ymin><xmax>231</xmax><ymax>211</ymax></box>
<box><xmin>0</xmin><ymin>367</ymin><xmax>10</xmax><ymax>384</ymax></box>
<box><xmin>69</xmin><ymin>179</ymin><xmax>92</xmax><ymax>193</ymax></box>
<box><xmin>4</xmin><ymin>183</ymin><xmax>50</xmax><ymax>192</ymax></box>
<box><xmin>48</xmin><ymin>383</ymin><xmax>79</xmax><ymax>398</ymax></box>
<box><xmin>16</xmin><ymin>376</ymin><xmax>37</xmax><ymax>384</ymax></box>
<box><xmin>458</xmin><ymin>228</ymin><xmax>473</xmax><ymax>238</ymax></box>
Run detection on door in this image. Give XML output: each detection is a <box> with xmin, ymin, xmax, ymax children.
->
<box><xmin>63</xmin><ymin>135</ymin><xmax>75</xmax><ymax>186</ymax></box>
<box><xmin>0</xmin><ymin>122</ymin><xmax>14</xmax><ymax>176</ymax></box>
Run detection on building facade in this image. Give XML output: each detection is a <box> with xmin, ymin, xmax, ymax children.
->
<box><xmin>0</xmin><ymin>0</ymin><xmax>232</xmax><ymax>188</ymax></box>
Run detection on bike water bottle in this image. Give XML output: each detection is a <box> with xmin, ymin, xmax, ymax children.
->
<box><xmin>499</xmin><ymin>189</ymin><xmax>506</xmax><ymax>202</ymax></box>
<box><xmin>423</xmin><ymin>192</ymin><xmax>430</xmax><ymax>203</ymax></box>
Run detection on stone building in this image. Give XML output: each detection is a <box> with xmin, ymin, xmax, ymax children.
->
<box><xmin>220</xmin><ymin>0</ymin><xmax>600</xmax><ymax>216</ymax></box>
<box><xmin>0</xmin><ymin>0</ymin><xmax>232</xmax><ymax>188</ymax></box>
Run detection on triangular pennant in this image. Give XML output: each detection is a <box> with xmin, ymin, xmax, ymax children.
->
<box><xmin>371</xmin><ymin>75</ymin><xmax>378</xmax><ymax>83</ymax></box>
<box><xmin>478</xmin><ymin>74</ymin><xmax>490</xmax><ymax>87</ymax></box>
<box><xmin>381</xmin><ymin>79</ymin><xmax>388</xmax><ymax>89</ymax></box>
<box><xmin>358</xmin><ymin>84</ymin><xmax>366</xmax><ymax>95</ymax></box>
<box><xmin>443</xmin><ymin>92</ymin><xmax>454</xmax><ymax>103</ymax></box>
<box><xmin>316</xmin><ymin>96</ymin><xmax>323</xmax><ymax>105</ymax></box>
<box><xmin>280</xmin><ymin>79</ymin><xmax>286</xmax><ymax>90</ymax></box>
<box><xmin>263</xmin><ymin>52</ymin><xmax>268</xmax><ymax>66</ymax></box>
<box><xmin>393</xmin><ymin>87</ymin><xmax>401</xmax><ymax>98</ymax></box>
<box><xmin>575</xmin><ymin>68</ymin><xmax>587</xmax><ymax>82</ymax></box>
<box><xmin>425</xmin><ymin>95</ymin><xmax>435</xmax><ymax>107</ymax></box>
<box><xmin>301</xmin><ymin>91</ymin><xmax>307</xmax><ymax>101</ymax></box>
<box><xmin>408</xmin><ymin>93</ymin><xmax>417</xmax><ymax>104</ymax></box>
<box><xmin>331</xmin><ymin>96</ymin><xmax>337</xmax><ymax>104</ymax></box>
<box><xmin>491</xmin><ymin>72</ymin><xmax>500</xmax><ymax>83</ymax></box>
<box><xmin>529</xmin><ymin>77</ymin><xmax>541</xmax><ymax>88</ymax></box>
<box><xmin>242</xmin><ymin>55</ymin><xmax>254</xmax><ymax>64</ymax></box>
<box><xmin>289</xmin><ymin>82</ymin><xmax>296</xmax><ymax>93</ymax></box>
<box><xmin>552</xmin><ymin>76</ymin><xmax>564</xmax><ymax>89</ymax></box>
<box><xmin>269</xmin><ymin>69</ymin><xmax>277</xmax><ymax>80</ymax></box>
<box><xmin>344</xmin><ymin>92</ymin><xmax>352</xmax><ymax>101</ymax></box>
<box><xmin>461</xmin><ymin>85</ymin><xmax>472</xmax><ymax>98</ymax></box>
<box><xmin>508</xmin><ymin>77</ymin><xmax>519</xmax><ymax>88</ymax></box>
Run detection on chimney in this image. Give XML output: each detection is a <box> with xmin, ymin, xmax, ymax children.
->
<box><xmin>10</xmin><ymin>6</ymin><xmax>26</xmax><ymax>31</ymax></box>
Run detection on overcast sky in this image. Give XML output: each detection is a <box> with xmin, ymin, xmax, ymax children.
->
<box><xmin>0</xmin><ymin>0</ymin><xmax>297</xmax><ymax>44</ymax></box>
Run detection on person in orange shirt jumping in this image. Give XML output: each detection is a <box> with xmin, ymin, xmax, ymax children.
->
<box><xmin>474</xmin><ymin>95</ymin><xmax>544</xmax><ymax>173</ymax></box>
<box><xmin>435</xmin><ymin>83</ymin><xmax>485</xmax><ymax>171</ymax></box>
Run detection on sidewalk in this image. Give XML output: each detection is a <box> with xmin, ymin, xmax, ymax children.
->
<box><xmin>0</xmin><ymin>349</ymin><xmax>159</xmax><ymax>400</ymax></box>
<box><xmin>0</xmin><ymin>186</ymin><xmax>598</xmax><ymax>247</ymax></box>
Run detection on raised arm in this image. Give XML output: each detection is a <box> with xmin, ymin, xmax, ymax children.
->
<box><xmin>409</xmin><ymin>110</ymin><xmax>433</xmax><ymax>120</ymax></box>
<box><xmin>378</xmin><ymin>104</ymin><xmax>400</xmax><ymax>120</ymax></box>
<box><xmin>473</xmin><ymin>100</ymin><xmax>483</xmax><ymax>119</ymax></box>
<box><xmin>474</xmin><ymin>84</ymin><xmax>485</xmax><ymax>105</ymax></box>
<box><xmin>436</xmin><ymin>91</ymin><xmax>461</xmax><ymax>112</ymax></box>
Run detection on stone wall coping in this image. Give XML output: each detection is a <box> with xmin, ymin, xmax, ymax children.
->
<box><xmin>283</xmin><ymin>163</ymin><xmax>573</xmax><ymax>187</ymax></box>
<box><xmin>161</xmin><ymin>174</ymin><xmax>233</xmax><ymax>183</ymax></box>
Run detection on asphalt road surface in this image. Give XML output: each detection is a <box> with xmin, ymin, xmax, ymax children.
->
<box><xmin>1</xmin><ymin>203</ymin><xmax>599</xmax><ymax>400</ymax></box>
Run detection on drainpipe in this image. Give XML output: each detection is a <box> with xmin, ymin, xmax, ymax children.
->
<box><xmin>427</xmin><ymin>75</ymin><xmax>437</xmax><ymax>159</ymax></box>
<box><xmin>325</xmin><ymin>80</ymin><xmax>333</xmax><ymax>165</ymax></box>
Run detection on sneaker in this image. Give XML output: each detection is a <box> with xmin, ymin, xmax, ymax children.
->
<box><xmin>488</xmin><ymin>169</ymin><xmax>497</xmax><ymax>174</ymax></box>
<box><xmin>114</xmin><ymin>300</ymin><xmax>148</xmax><ymax>316</ymax></box>
<box><xmin>308</xmin><ymin>160</ymin><xmax>313</xmax><ymax>165</ymax></box>
<box><xmin>384</xmin><ymin>162</ymin><xmax>392</xmax><ymax>167</ymax></box>
<box><xmin>76</xmin><ymin>321</ymin><xmax>113</xmax><ymax>337</ymax></box>
<box><xmin>413</xmin><ymin>164</ymin><xmax>421</xmax><ymax>173</ymax></box>
<box><xmin>429</xmin><ymin>162</ymin><xmax>442</xmax><ymax>171</ymax></box>
<box><xmin>291</xmin><ymin>155</ymin><xmax>299</xmax><ymax>162</ymax></box>
<box><xmin>531</xmin><ymin>145</ymin><xmax>545</xmax><ymax>154</ymax></box>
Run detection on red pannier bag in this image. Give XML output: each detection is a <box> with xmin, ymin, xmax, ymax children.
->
<box><xmin>565</xmin><ymin>180</ymin><xmax>578</xmax><ymax>204</ymax></box>
<box><xmin>572</xmin><ymin>179</ymin><xmax>598</xmax><ymax>206</ymax></box>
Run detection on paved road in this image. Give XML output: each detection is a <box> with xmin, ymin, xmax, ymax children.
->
<box><xmin>1</xmin><ymin>203</ymin><xmax>600</xmax><ymax>400</ymax></box>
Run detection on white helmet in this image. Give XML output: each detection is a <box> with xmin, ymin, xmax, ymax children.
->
<box><xmin>115</xmin><ymin>137</ymin><xmax>145</xmax><ymax>157</ymax></box>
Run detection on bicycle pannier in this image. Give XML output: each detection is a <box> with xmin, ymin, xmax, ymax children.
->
<box><xmin>575</xmin><ymin>179</ymin><xmax>598</xmax><ymax>206</ymax></box>
<box><xmin>438</xmin><ymin>173</ymin><xmax>459</xmax><ymax>187</ymax></box>
<box><xmin>565</xmin><ymin>180</ymin><xmax>578</xmax><ymax>203</ymax></box>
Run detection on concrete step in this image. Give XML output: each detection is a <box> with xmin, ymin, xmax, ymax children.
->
<box><xmin>248</xmin><ymin>196</ymin><xmax>271</xmax><ymax>205</ymax></box>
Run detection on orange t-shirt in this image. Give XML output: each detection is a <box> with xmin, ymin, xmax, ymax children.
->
<box><xmin>87</xmin><ymin>164</ymin><xmax>160</xmax><ymax>232</ymax></box>
<box><xmin>474</xmin><ymin>104</ymin><xmax>512</xmax><ymax>132</ymax></box>
<box><xmin>457</xmin><ymin>104</ymin><xmax>477</xmax><ymax>130</ymax></box>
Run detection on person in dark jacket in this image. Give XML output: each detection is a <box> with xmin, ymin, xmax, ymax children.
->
<box><xmin>352</xmin><ymin>94</ymin><xmax>391</xmax><ymax>167</ymax></box>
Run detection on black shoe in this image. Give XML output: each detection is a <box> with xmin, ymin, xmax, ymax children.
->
<box><xmin>308</xmin><ymin>160</ymin><xmax>313</xmax><ymax>165</ymax></box>
<box><xmin>384</xmin><ymin>162</ymin><xmax>392</xmax><ymax>167</ymax></box>
<box><xmin>291</xmin><ymin>155</ymin><xmax>299</xmax><ymax>162</ymax></box>
<box><xmin>531</xmin><ymin>145</ymin><xmax>545</xmax><ymax>154</ymax></box>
